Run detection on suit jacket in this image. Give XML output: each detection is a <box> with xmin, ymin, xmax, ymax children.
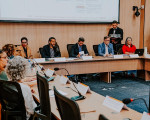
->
<box><xmin>70</xmin><ymin>43</ymin><xmax>89</xmax><ymax>57</ymax></box>
<box><xmin>108</xmin><ymin>27</ymin><xmax>123</xmax><ymax>44</ymax></box>
<box><xmin>16</xmin><ymin>45</ymin><xmax>32</xmax><ymax>59</ymax></box>
<box><xmin>42</xmin><ymin>44</ymin><xmax>61</xmax><ymax>58</ymax></box>
<box><xmin>98</xmin><ymin>42</ymin><xmax>114</xmax><ymax>56</ymax></box>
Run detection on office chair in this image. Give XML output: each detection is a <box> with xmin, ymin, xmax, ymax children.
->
<box><xmin>93</xmin><ymin>45</ymin><xmax>99</xmax><ymax>56</ymax></box>
<box><xmin>99</xmin><ymin>114</ymin><xmax>109</xmax><ymax>120</ymax></box>
<box><xmin>39</xmin><ymin>47</ymin><xmax>44</xmax><ymax>58</ymax></box>
<box><xmin>0</xmin><ymin>80</ymin><xmax>26</xmax><ymax>120</ymax></box>
<box><xmin>53</xmin><ymin>86</ymin><xmax>82</xmax><ymax>120</ymax></box>
<box><xmin>116</xmin><ymin>44</ymin><xmax>124</xmax><ymax>54</ymax></box>
<box><xmin>67</xmin><ymin>44</ymin><xmax>74</xmax><ymax>57</ymax></box>
<box><xmin>33</xmin><ymin>73</ymin><xmax>51</xmax><ymax>120</ymax></box>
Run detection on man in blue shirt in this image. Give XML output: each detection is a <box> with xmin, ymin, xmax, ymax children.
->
<box><xmin>98</xmin><ymin>36</ymin><xmax>114</xmax><ymax>57</ymax></box>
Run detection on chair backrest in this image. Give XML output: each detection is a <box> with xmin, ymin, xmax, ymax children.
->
<box><xmin>67</xmin><ymin>44</ymin><xmax>74</xmax><ymax>57</ymax></box>
<box><xmin>99</xmin><ymin>114</ymin><xmax>109</xmax><ymax>120</ymax></box>
<box><xmin>39</xmin><ymin>47</ymin><xmax>44</xmax><ymax>58</ymax></box>
<box><xmin>116</xmin><ymin>44</ymin><xmax>124</xmax><ymax>54</ymax></box>
<box><xmin>0</xmin><ymin>80</ymin><xmax>26</xmax><ymax>119</ymax></box>
<box><xmin>93</xmin><ymin>45</ymin><xmax>99</xmax><ymax>56</ymax></box>
<box><xmin>36</xmin><ymin>73</ymin><xmax>51</xmax><ymax>119</ymax></box>
<box><xmin>54</xmin><ymin>86</ymin><xmax>81</xmax><ymax>120</ymax></box>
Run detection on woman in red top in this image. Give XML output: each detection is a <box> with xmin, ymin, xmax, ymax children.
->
<box><xmin>122</xmin><ymin>37</ymin><xmax>136</xmax><ymax>54</ymax></box>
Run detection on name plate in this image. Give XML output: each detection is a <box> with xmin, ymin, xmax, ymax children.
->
<box><xmin>129</xmin><ymin>54</ymin><xmax>139</xmax><ymax>58</ymax></box>
<box><xmin>76</xmin><ymin>82</ymin><xmax>91</xmax><ymax>95</ymax></box>
<box><xmin>45</xmin><ymin>69</ymin><xmax>54</xmax><ymax>77</ymax></box>
<box><xmin>60</xmin><ymin>75</ymin><xmax>71</xmax><ymax>84</ymax></box>
<box><xmin>54</xmin><ymin>75</ymin><xmax>61</xmax><ymax>81</ymax></box>
<box><xmin>103</xmin><ymin>96</ymin><xmax>124</xmax><ymax>113</ymax></box>
<box><xmin>113</xmin><ymin>55</ymin><xmax>123</xmax><ymax>59</ymax></box>
<box><xmin>79</xmin><ymin>51</ymin><xmax>84</xmax><ymax>55</ymax></box>
<box><xmin>144</xmin><ymin>54</ymin><xmax>150</xmax><ymax>58</ymax></box>
<box><xmin>82</xmin><ymin>56</ymin><xmax>93</xmax><ymax>60</ymax></box>
<box><xmin>141</xmin><ymin>112</ymin><xmax>150</xmax><ymax>120</ymax></box>
<box><xmin>54</xmin><ymin>57</ymin><xmax>66</xmax><ymax>62</ymax></box>
<box><xmin>33</xmin><ymin>58</ymin><xmax>45</xmax><ymax>63</ymax></box>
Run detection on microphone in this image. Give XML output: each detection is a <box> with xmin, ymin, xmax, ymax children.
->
<box><xmin>32</xmin><ymin>59</ymin><xmax>49</xmax><ymax>79</ymax></box>
<box><xmin>54</xmin><ymin>67</ymin><xmax>85</xmax><ymax>101</ymax></box>
<box><xmin>106</xmin><ymin>44</ymin><xmax>117</xmax><ymax>55</ymax></box>
<box><xmin>122</xmin><ymin>98</ymin><xmax>149</xmax><ymax>113</ymax></box>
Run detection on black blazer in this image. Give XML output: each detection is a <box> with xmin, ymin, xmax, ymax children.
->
<box><xmin>108</xmin><ymin>27</ymin><xmax>123</xmax><ymax>44</ymax></box>
<box><xmin>42</xmin><ymin>44</ymin><xmax>61</xmax><ymax>58</ymax></box>
<box><xmin>70</xmin><ymin>43</ymin><xmax>89</xmax><ymax>57</ymax></box>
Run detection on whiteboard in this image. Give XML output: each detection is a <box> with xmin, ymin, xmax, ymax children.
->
<box><xmin>0</xmin><ymin>0</ymin><xmax>120</xmax><ymax>23</ymax></box>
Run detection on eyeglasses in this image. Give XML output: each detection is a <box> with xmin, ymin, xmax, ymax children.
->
<box><xmin>0</xmin><ymin>57</ymin><xmax>8</xmax><ymax>59</ymax></box>
<box><xmin>22</xmin><ymin>42</ymin><xmax>27</xmax><ymax>43</ymax></box>
<box><xmin>105</xmin><ymin>40</ymin><xmax>110</xmax><ymax>41</ymax></box>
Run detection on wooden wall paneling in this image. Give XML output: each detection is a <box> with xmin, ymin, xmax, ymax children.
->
<box><xmin>144</xmin><ymin>0</ymin><xmax>150</xmax><ymax>52</ymax></box>
<box><xmin>0</xmin><ymin>0</ymin><xmax>141</xmax><ymax>58</ymax></box>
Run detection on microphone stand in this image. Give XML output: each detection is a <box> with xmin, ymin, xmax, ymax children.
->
<box><xmin>133</xmin><ymin>98</ymin><xmax>149</xmax><ymax>112</ymax></box>
<box><xmin>32</xmin><ymin>59</ymin><xmax>49</xmax><ymax>79</ymax></box>
<box><xmin>55</xmin><ymin>68</ymin><xmax>85</xmax><ymax>101</ymax></box>
<box><xmin>107</xmin><ymin>44</ymin><xmax>118</xmax><ymax>55</ymax></box>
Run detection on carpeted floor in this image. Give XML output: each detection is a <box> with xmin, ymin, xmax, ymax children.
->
<box><xmin>83</xmin><ymin>75</ymin><xmax>150</xmax><ymax>113</ymax></box>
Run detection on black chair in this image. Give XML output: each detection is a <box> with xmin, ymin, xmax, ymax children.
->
<box><xmin>116</xmin><ymin>44</ymin><xmax>124</xmax><ymax>54</ymax></box>
<box><xmin>53</xmin><ymin>86</ymin><xmax>81</xmax><ymax>120</ymax></box>
<box><xmin>39</xmin><ymin>47</ymin><xmax>44</xmax><ymax>58</ymax></box>
<box><xmin>33</xmin><ymin>73</ymin><xmax>51</xmax><ymax>120</ymax></box>
<box><xmin>93</xmin><ymin>45</ymin><xmax>99</xmax><ymax>56</ymax></box>
<box><xmin>0</xmin><ymin>80</ymin><xmax>26</xmax><ymax>120</ymax></box>
<box><xmin>67</xmin><ymin>44</ymin><xmax>74</xmax><ymax>57</ymax></box>
<box><xmin>99</xmin><ymin>114</ymin><xmax>109</xmax><ymax>120</ymax></box>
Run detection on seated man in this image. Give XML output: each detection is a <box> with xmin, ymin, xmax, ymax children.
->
<box><xmin>98</xmin><ymin>36</ymin><xmax>114</xmax><ymax>57</ymax></box>
<box><xmin>42</xmin><ymin>37</ymin><xmax>61</xmax><ymax>58</ymax></box>
<box><xmin>70</xmin><ymin>37</ymin><xmax>89</xmax><ymax>58</ymax></box>
<box><xmin>17</xmin><ymin>37</ymin><xmax>33</xmax><ymax>59</ymax></box>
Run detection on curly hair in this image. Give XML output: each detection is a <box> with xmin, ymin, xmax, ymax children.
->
<box><xmin>2</xmin><ymin>44</ymin><xmax>15</xmax><ymax>57</ymax></box>
<box><xmin>6</xmin><ymin>56</ymin><xmax>30</xmax><ymax>82</ymax></box>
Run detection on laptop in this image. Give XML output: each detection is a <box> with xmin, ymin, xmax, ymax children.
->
<box><xmin>135</xmin><ymin>49</ymin><xmax>144</xmax><ymax>56</ymax></box>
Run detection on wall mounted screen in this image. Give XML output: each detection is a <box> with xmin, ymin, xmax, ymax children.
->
<box><xmin>0</xmin><ymin>0</ymin><xmax>120</xmax><ymax>23</ymax></box>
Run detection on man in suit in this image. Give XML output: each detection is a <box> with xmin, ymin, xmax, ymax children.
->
<box><xmin>70</xmin><ymin>37</ymin><xmax>89</xmax><ymax>58</ymax></box>
<box><xmin>17</xmin><ymin>37</ymin><xmax>33</xmax><ymax>59</ymax></box>
<box><xmin>42</xmin><ymin>37</ymin><xmax>61</xmax><ymax>58</ymax></box>
<box><xmin>98</xmin><ymin>36</ymin><xmax>114</xmax><ymax>57</ymax></box>
<box><xmin>108</xmin><ymin>20</ymin><xmax>123</xmax><ymax>54</ymax></box>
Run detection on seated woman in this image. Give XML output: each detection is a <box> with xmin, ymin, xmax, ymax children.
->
<box><xmin>5</xmin><ymin>56</ymin><xmax>36</xmax><ymax>119</ymax></box>
<box><xmin>0</xmin><ymin>49</ymin><xmax>8</xmax><ymax>80</ymax></box>
<box><xmin>122</xmin><ymin>37</ymin><xmax>136</xmax><ymax>55</ymax></box>
<box><xmin>122</xmin><ymin>37</ymin><xmax>136</xmax><ymax>77</ymax></box>
<box><xmin>2</xmin><ymin>44</ymin><xmax>16</xmax><ymax>59</ymax></box>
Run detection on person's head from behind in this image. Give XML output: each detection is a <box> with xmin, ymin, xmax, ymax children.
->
<box><xmin>104</xmin><ymin>36</ymin><xmax>110</xmax><ymax>45</ymax></box>
<box><xmin>112</xmin><ymin>20</ymin><xmax>118</xmax><ymax>29</ymax></box>
<box><xmin>6</xmin><ymin>56</ymin><xmax>29</xmax><ymax>82</ymax></box>
<box><xmin>125</xmin><ymin>37</ymin><xmax>132</xmax><ymax>46</ymax></box>
<box><xmin>2</xmin><ymin>44</ymin><xmax>15</xmax><ymax>57</ymax></box>
<box><xmin>78</xmin><ymin>37</ymin><xmax>85</xmax><ymax>46</ymax></box>
<box><xmin>48</xmin><ymin>37</ymin><xmax>56</xmax><ymax>47</ymax></box>
<box><xmin>0</xmin><ymin>50</ymin><xmax>8</xmax><ymax>72</ymax></box>
<box><xmin>21</xmin><ymin>37</ymin><xmax>28</xmax><ymax>48</ymax></box>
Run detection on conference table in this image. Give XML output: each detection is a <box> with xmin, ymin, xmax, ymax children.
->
<box><xmin>38</xmin><ymin>56</ymin><xmax>150</xmax><ymax>83</ymax></box>
<box><xmin>32</xmin><ymin>77</ymin><xmax>143</xmax><ymax>120</ymax></box>
<box><xmin>31</xmin><ymin>56</ymin><xmax>150</xmax><ymax>120</ymax></box>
